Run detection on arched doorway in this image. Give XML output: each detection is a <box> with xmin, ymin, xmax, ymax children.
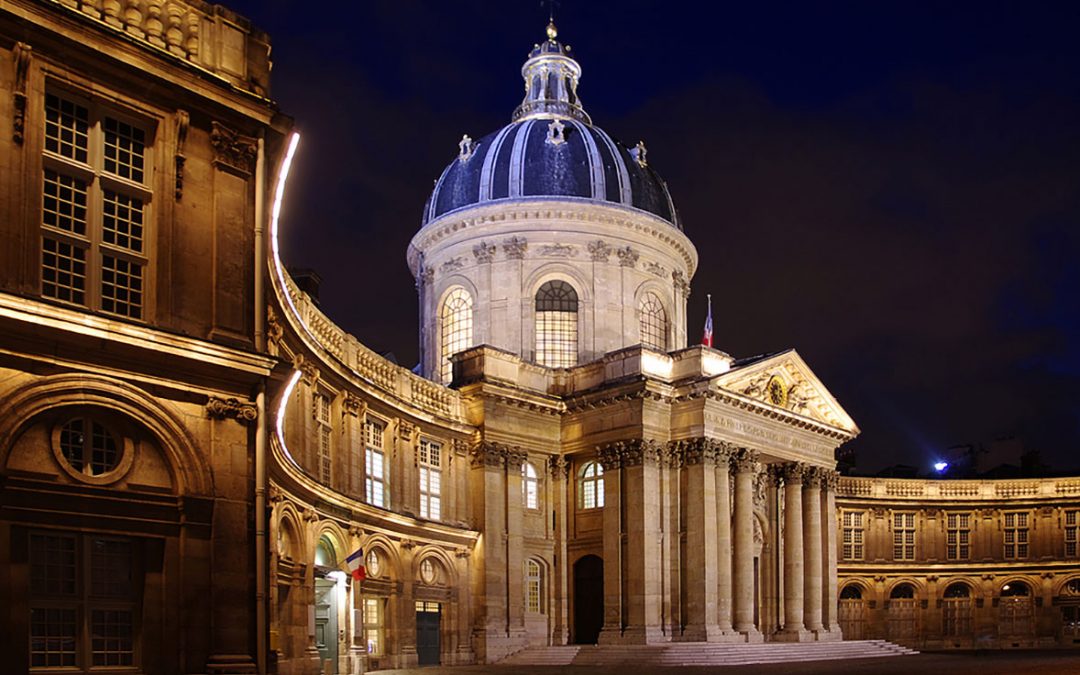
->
<box><xmin>838</xmin><ymin>584</ymin><xmax>866</xmax><ymax>640</ymax></box>
<box><xmin>943</xmin><ymin>582</ymin><xmax>973</xmax><ymax>639</ymax></box>
<box><xmin>1059</xmin><ymin>578</ymin><xmax>1080</xmax><ymax>644</ymax></box>
<box><xmin>887</xmin><ymin>583</ymin><xmax>918</xmax><ymax>642</ymax></box>
<box><xmin>573</xmin><ymin>555</ymin><xmax>603</xmax><ymax>644</ymax></box>
<box><xmin>999</xmin><ymin>581</ymin><xmax>1034</xmax><ymax>640</ymax></box>
<box><xmin>314</xmin><ymin>537</ymin><xmax>340</xmax><ymax>674</ymax></box>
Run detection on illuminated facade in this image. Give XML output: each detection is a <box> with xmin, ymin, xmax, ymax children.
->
<box><xmin>1</xmin><ymin>3</ymin><xmax>1077</xmax><ymax>675</ymax></box>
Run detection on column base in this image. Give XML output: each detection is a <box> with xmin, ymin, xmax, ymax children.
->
<box><xmin>773</xmin><ymin>628</ymin><xmax>814</xmax><ymax>642</ymax></box>
<box><xmin>812</xmin><ymin>627</ymin><xmax>843</xmax><ymax>642</ymax></box>
<box><xmin>598</xmin><ymin>625</ymin><xmax>670</xmax><ymax>645</ymax></box>
<box><xmin>733</xmin><ymin>627</ymin><xmax>765</xmax><ymax>643</ymax></box>
<box><xmin>678</xmin><ymin>624</ymin><xmax>747</xmax><ymax>642</ymax></box>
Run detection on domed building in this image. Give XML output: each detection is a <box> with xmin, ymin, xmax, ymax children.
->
<box><xmin>2</xmin><ymin>5</ymin><xmax>1078</xmax><ymax>675</ymax></box>
<box><xmin>409</xmin><ymin>22</ymin><xmax>695</xmax><ymax>382</ymax></box>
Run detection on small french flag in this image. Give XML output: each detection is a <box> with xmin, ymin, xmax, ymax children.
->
<box><xmin>702</xmin><ymin>293</ymin><xmax>713</xmax><ymax>348</ymax></box>
<box><xmin>345</xmin><ymin>548</ymin><xmax>365</xmax><ymax>581</ymax></box>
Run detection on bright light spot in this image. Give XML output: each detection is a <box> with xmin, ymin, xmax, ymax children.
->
<box><xmin>327</xmin><ymin>570</ymin><xmax>346</xmax><ymax>583</ymax></box>
<box><xmin>933</xmin><ymin>461</ymin><xmax>949</xmax><ymax>473</ymax></box>
<box><xmin>641</xmin><ymin>351</ymin><xmax>673</xmax><ymax>379</ymax></box>
<box><xmin>276</xmin><ymin>370</ymin><xmax>302</xmax><ymax>464</ymax></box>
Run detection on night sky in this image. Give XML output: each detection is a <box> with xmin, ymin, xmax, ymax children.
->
<box><xmin>227</xmin><ymin>1</ymin><xmax>1080</xmax><ymax>474</ymax></box>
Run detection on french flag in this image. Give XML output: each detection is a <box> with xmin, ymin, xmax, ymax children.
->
<box><xmin>702</xmin><ymin>294</ymin><xmax>713</xmax><ymax>348</ymax></box>
<box><xmin>345</xmin><ymin>548</ymin><xmax>365</xmax><ymax>581</ymax></box>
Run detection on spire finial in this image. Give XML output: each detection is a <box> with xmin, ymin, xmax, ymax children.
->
<box><xmin>541</xmin><ymin>0</ymin><xmax>560</xmax><ymax>38</ymax></box>
<box><xmin>546</xmin><ymin>20</ymin><xmax>558</xmax><ymax>41</ymax></box>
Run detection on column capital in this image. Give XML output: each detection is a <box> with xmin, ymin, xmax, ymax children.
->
<box><xmin>802</xmin><ymin>466</ymin><xmax>826</xmax><ymax>489</ymax></box>
<box><xmin>780</xmin><ymin>461</ymin><xmax>809</xmax><ymax>484</ymax></box>
<box><xmin>730</xmin><ymin>448</ymin><xmax>759</xmax><ymax>474</ymax></box>
<box><xmin>469</xmin><ymin>440</ymin><xmax>527</xmax><ymax>469</ymax></box>
<box><xmin>669</xmin><ymin>438</ymin><xmax>734</xmax><ymax>467</ymax></box>
<box><xmin>821</xmin><ymin>468</ymin><xmax>840</xmax><ymax>491</ymax></box>
<box><xmin>548</xmin><ymin>454</ymin><xmax>570</xmax><ymax>480</ymax></box>
<box><xmin>598</xmin><ymin>438</ymin><xmax>663</xmax><ymax>470</ymax></box>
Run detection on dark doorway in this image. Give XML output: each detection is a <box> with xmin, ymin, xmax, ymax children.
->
<box><xmin>416</xmin><ymin>601</ymin><xmax>441</xmax><ymax>666</ymax></box>
<box><xmin>573</xmin><ymin>555</ymin><xmax>603</xmax><ymax>644</ymax></box>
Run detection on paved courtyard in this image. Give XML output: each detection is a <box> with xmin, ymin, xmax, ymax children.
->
<box><xmin>372</xmin><ymin>650</ymin><xmax>1080</xmax><ymax>675</ymax></box>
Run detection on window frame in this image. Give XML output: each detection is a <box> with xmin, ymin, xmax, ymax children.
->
<box><xmin>1003</xmin><ymin>511</ymin><xmax>1030</xmax><ymax>560</ymax></box>
<box><xmin>841</xmin><ymin>510</ymin><xmax>865</xmax><ymax>561</ymax></box>
<box><xmin>438</xmin><ymin>286</ymin><xmax>474</xmax><ymax>384</ymax></box>
<box><xmin>418</xmin><ymin>438</ymin><xmax>442</xmax><ymax>521</ymax></box>
<box><xmin>39</xmin><ymin>84</ymin><xmax>156</xmax><ymax>321</ymax></box>
<box><xmin>892</xmin><ymin>511</ymin><xmax>916</xmax><ymax>561</ymax></box>
<box><xmin>534</xmin><ymin>279</ymin><xmax>579</xmax><ymax>367</ymax></box>
<box><xmin>577</xmin><ymin>461</ymin><xmax>604</xmax><ymax>510</ymax></box>
<box><xmin>363</xmin><ymin>596</ymin><xmax>386</xmax><ymax>656</ymax></box>
<box><xmin>638</xmin><ymin>291</ymin><xmax>669</xmax><ymax>351</ymax></box>
<box><xmin>525</xmin><ymin>558</ymin><xmax>543</xmax><ymax>614</ymax></box>
<box><xmin>1065</xmin><ymin>509</ymin><xmax>1078</xmax><ymax>558</ymax></box>
<box><xmin>522</xmin><ymin>462</ymin><xmax>540</xmax><ymax>510</ymax></box>
<box><xmin>313</xmin><ymin>391</ymin><xmax>333</xmax><ymax>486</ymax></box>
<box><xmin>946</xmin><ymin>512</ymin><xmax>972</xmax><ymax>561</ymax></box>
<box><xmin>363</xmin><ymin>415</ymin><xmax>388</xmax><ymax>508</ymax></box>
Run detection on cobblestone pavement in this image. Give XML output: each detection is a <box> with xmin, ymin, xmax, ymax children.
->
<box><xmin>371</xmin><ymin>650</ymin><xmax>1080</xmax><ymax>675</ymax></box>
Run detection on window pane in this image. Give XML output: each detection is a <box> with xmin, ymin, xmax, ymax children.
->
<box><xmin>90</xmin><ymin>538</ymin><xmax>132</xmax><ymax>598</ymax></box>
<box><xmin>102</xmin><ymin>190</ymin><xmax>145</xmax><ymax>252</ymax></box>
<box><xmin>439</xmin><ymin>288</ymin><xmax>473</xmax><ymax>383</ymax></box>
<box><xmin>45</xmin><ymin>94</ymin><xmax>89</xmax><ymax>163</ymax></box>
<box><xmin>43</xmin><ymin>170</ymin><xmax>88</xmax><ymax>236</ymax></box>
<box><xmin>104</xmin><ymin>117</ymin><xmax>146</xmax><ymax>183</ymax></box>
<box><xmin>30</xmin><ymin>607</ymin><xmax>77</xmax><ymax>667</ymax></box>
<box><xmin>30</xmin><ymin>534</ymin><xmax>77</xmax><ymax>596</ymax></box>
<box><xmin>100</xmin><ymin>254</ymin><xmax>144</xmax><ymax>319</ymax></box>
<box><xmin>638</xmin><ymin>292</ymin><xmax>668</xmax><ymax>351</ymax></box>
<box><xmin>91</xmin><ymin>609</ymin><xmax>134</xmax><ymax>666</ymax></box>
<box><xmin>42</xmin><ymin>237</ymin><xmax>87</xmax><ymax>305</ymax></box>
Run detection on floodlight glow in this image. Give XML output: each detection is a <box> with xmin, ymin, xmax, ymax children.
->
<box><xmin>933</xmin><ymin>461</ymin><xmax>949</xmax><ymax>473</ymax></box>
<box><xmin>276</xmin><ymin>369</ymin><xmax>302</xmax><ymax>464</ymax></box>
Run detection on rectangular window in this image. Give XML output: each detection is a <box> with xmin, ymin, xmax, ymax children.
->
<box><xmin>1004</xmin><ymin>511</ymin><xmax>1029</xmax><ymax>559</ymax></box>
<box><xmin>893</xmin><ymin>512</ymin><xmax>916</xmax><ymax>560</ymax></box>
<box><xmin>29</xmin><ymin>532</ymin><xmax>137</xmax><ymax>668</ymax></box>
<box><xmin>363</xmin><ymin>597</ymin><xmax>385</xmax><ymax>656</ymax></box>
<box><xmin>1066</xmin><ymin>510</ymin><xmax>1078</xmax><ymax>558</ymax></box>
<box><xmin>314</xmin><ymin>393</ymin><xmax>332</xmax><ymax>485</ymax></box>
<box><xmin>41</xmin><ymin>91</ymin><xmax>152</xmax><ymax>319</ymax></box>
<box><xmin>946</xmin><ymin>512</ymin><xmax>971</xmax><ymax>560</ymax></box>
<box><xmin>419</xmin><ymin>439</ymin><xmax>441</xmax><ymax>521</ymax></box>
<box><xmin>364</xmin><ymin>417</ymin><xmax>387</xmax><ymax>508</ymax></box>
<box><xmin>842</xmin><ymin>510</ymin><xmax>864</xmax><ymax>561</ymax></box>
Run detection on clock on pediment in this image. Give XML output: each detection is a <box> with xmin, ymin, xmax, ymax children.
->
<box><xmin>766</xmin><ymin>375</ymin><xmax>788</xmax><ymax>408</ymax></box>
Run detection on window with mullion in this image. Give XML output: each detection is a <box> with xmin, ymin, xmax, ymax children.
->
<box><xmin>419</xmin><ymin>439</ymin><xmax>441</xmax><ymax>520</ymax></box>
<box><xmin>41</xmin><ymin>90</ymin><xmax>151</xmax><ymax>320</ymax></box>
<box><xmin>892</xmin><ymin>512</ymin><xmax>916</xmax><ymax>560</ymax></box>
<box><xmin>364</xmin><ymin>417</ymin><xmax>388</xmax><ymax>508</ymax></box>
<box><xmin>1066</xmin><ymin>510</ymin><xmax>1078</xmax><ymax>557</ymax></box>
<box><xmin>946</xmin><ymin>512</ymin><xmax>971</xmax><ymax>560</ymax></box>
<box><xmin>842</xmin><ymin>510</ymin><xmax>864</xmax><ymax>561</ymax></box>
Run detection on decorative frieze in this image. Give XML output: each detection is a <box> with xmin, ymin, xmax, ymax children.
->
<box><xmin>644</xmin><ymin>260</ymin><xmax>666</xmax><ymax>277</ymax></box>
<box><xmin>469</xmin><ymin>441</ymin><xmax>527</xmax><ymax>469</ymax></box>
<box><xmin>440</xmin><ymin>257</ymin><xmax>465</xmax><ymax>272</ymax></box>
<box><xmin>210</xmin><ymin>121</ymin><xmax>257</xmax><ymax>174</ymax></box>
<box><xmin>539</xmin><ymin>243</ymin><xmax>576</xmax><ymax>257</ymax></box>
<box><xmin>587</xmin><ymin>239</ymin><xmax>611</xmax><ymax>262</ymax></box>
<box><xmin>206</xmin><ymin>396</ymin><xmax>257</xmax><ymax>422</ymax></box>
<box><xmin>503</xmin><ymin>236</ymin><xmax>528</xmax><ymax>259</ymax></box>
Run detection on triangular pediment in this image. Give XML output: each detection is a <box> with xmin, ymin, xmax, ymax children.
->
<box><xmin>713</xmin><ymin>349</ymin><xmax>860</xmax><ymax>437</ymax></box>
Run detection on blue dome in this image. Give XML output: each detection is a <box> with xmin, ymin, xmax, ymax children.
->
<box><xmin>423</xmin><ymin>119</ymin><xmax>680</xmax><ymax>229</ymax></box>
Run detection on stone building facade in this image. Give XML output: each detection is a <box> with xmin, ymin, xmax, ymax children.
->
<box><xmin>836</xmin><ymin>476</ymin><xmax>1080</xmax><ymax>650</ymax></box>
<box><xmin>1</xmin><ymin>3</ymin><xmax>1078</xmax><ymax>675</ymax></box>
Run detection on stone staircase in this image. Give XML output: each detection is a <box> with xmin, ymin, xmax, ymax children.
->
<box><xmin>499</xmin><ymin>640</ymin><xmax>918</xmax><ymax>667</ymax></box>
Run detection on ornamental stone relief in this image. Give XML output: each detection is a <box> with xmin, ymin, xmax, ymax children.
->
<box><xmin>538</xmin><ymin>243</ymin><xmax>576</xmax><ymax>257</ymax></box>
<box><xmin>440</xmin><ymin>257</ymin><xmax>465</xmax><ymax>272</ymax></box>
<box><xmin>472</xmin><ymin>241</ymin><xmax>496</xmax><ymax>263</ymax></box>
<box><xmin>503</xmin><ymin>236</ymin><xmax>528</xmax><ymax>259</ymax></box>
<box><xmin>210</xmin><ymin>121</ymin><xmax>257</xmax><ymax>174</ymax></box>
<box><xmin>616</xmin><ymin>245</ymin><xmax>639</xmax><ymax>267</ymax></box>
<box><xmin>644</xmin><ymin>261</ymin><xmax>666</xmax><ymax>277</ymax></box>
<box><xmin>206</xmin><ymin>396</ymin><xmax>258</xmax><ymax>423</ymax></box>
<box><xmin>587</xmin><ymin>239</ymin><xmax>611</xmax><ymax>262</ymax></box>
<box><xmin>598</xmin><ymin>438</ymin><xmax>664</xmax><ymax>470</ymax></box>
<box><xmin>12</xmin><ymin>42</ymin><xmax>31</xmax><ymax>145</ymax></box>
<box><xmin>469</xmin><ymin>441</ymin><xmax>527</xmax><ymax>469</ymax></box>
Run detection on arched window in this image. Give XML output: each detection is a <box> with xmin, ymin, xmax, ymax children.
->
<box><xmin>638</xmin><ymin>292</ymin><xmax>668</xmax><ymax>351</ymax></box>
<box><xmin>522</xmin><ymin>462</ymin><xmax>539</xmax><ymax>510</ymax></box>
<box><xmin>439</xmin><ymin>287</ymin><xmax>473</xmax><ymax>383</ymax></box>
<box><xmin>944</xmin><ymin>582</ymin><xmax>970</xmax><ymax>598</ymax></box>
<box><xmin>314</xmin><ymin>537</ymin><xmax>336</xmax><ymax>569</ymax></box>
<box><xmin>840</xmin><ymin>584</ymin><xmax>863</xmax><ymax>600</ymax></box>
<box><xmin>890</xmin><ymin>583</ymin><xmax>916</xmax><ymax>599</ymax></box>
<box><xmin>578</xmin><ymin>461</ymin><xmax>604</xmax><ymax>510</ymax></box>
<box><xmin>535</xmin><ymin>280</ymin><xmax>578</xmax><ymax>367</ymax></box>
<box><xmin>525</xmin><ymin>559</ymin><xmax>543</xmax><ymax>613</ymax></box>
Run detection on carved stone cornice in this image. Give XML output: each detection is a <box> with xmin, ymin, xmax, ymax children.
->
<box><xmin>210</xmin><ymin>121</ymin><xmax>257</xmax><ymax>174</ymax></box>
<box><xmin>598</xmin><ymin>439</ymin><xmax>663</xmax><ymax>470</ymax></box>
<box><xmin>503</xmin><ymin>236</ymin><xmax>528</xmax><ymax>259</ymax></box>
<box><xmin>469</xmin><ymin>441</ymin><xmax>527</xmax><ymax>469</ymax></box>
<box><xmin>548</xmin><ymin>455</ymin><xmax>569</xmax><ymax>480</ymax></box>
<box><xmin>472</xmin><ymin>241</ymin><xmax>496</xmax><ymax>263</ymax></box>
<box><xmin>730</xmin><ymin>448</ymin><xmax>759</xmax><ymax>474</ymax></box>
<box><xmin>206</xmin><ymin>396</ymin><xmax>257</xmax><ymax>423</ymax></box>
<box><xmin>12</xmin><ymin>42</ymin><xmax>31</xmax><ymax>144</ymax></box>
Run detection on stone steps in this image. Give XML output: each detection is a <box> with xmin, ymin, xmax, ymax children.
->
<box><xmin>500</xmin><ymin>639</ymin><xmax>918</xmax><ymax>667</ymax></box>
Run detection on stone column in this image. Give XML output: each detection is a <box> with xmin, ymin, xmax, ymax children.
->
<box><xmin>681</xmin><ymin>439</ymin><xmax>721</xmax><ymax>641</ymax></box>
<box><xmin>598</xmin><ymin>440</ymin><xmax>665</xmax><ymax>644</ymax></box>
<box><xmin>549</xmin><ymin>456</ymin><xmax>571</xmax><ymax>645</ymax></box>
<box><xmin>731</xmin><ymin>449</ymin><xmax>762</xmax><ymax>640</ymax></box>
<box><xmin>822</xmin><ymin>470</ymin><xmax>841</xmax><ymax>635</ymax></box>
<box><xmin>716</xmin><ymin>445</ymin><xmax>734</xmax><ymax>633</ymax></box>
<box><xmin>779</xmin><ymin>462</ymin><xmax>809</xmax><ymax>640</ymax></box>
<box><xmin>599</xmin><ymin>450</ymin><xmax>624</xmax><ymax>642</ymax></box>
<box><xmin>803</xmin><ymin>468</ymin><xmax>824</xmax><ymax>634</ymax></box>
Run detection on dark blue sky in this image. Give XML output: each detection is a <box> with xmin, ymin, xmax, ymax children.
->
<box><xmin>229</xmin><ymin>1</ymin><xmax>1080</xmax><ymax>473</ymax></box>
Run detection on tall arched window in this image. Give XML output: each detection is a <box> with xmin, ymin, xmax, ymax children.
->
<box><xmin>439</xmin><ymin>287</ymin><xmax>473</xmax><ymax>383</ymax></box>
<box><xmin>525</xmin><ymin>559</ymin><xmax>543</xmax><ymax>613</ymax></box>
<box><xmin>522</xmin><ymin>462</ymin><xmax>539</xmax><ymax>510</ymax></box>
<box><xmin>638</xmin><ymin>292</ymin><xmax>668</xmax><ymax>351</ymax></box>
<box><xmin>535</xmin><ymin>280</ymin><xmax>578</xmax><ymax>367</ymax></box>
<box><xmin>578</xmin><ymin>461</ymin><xmax>604</xmax><ymax>509</ymax></box>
